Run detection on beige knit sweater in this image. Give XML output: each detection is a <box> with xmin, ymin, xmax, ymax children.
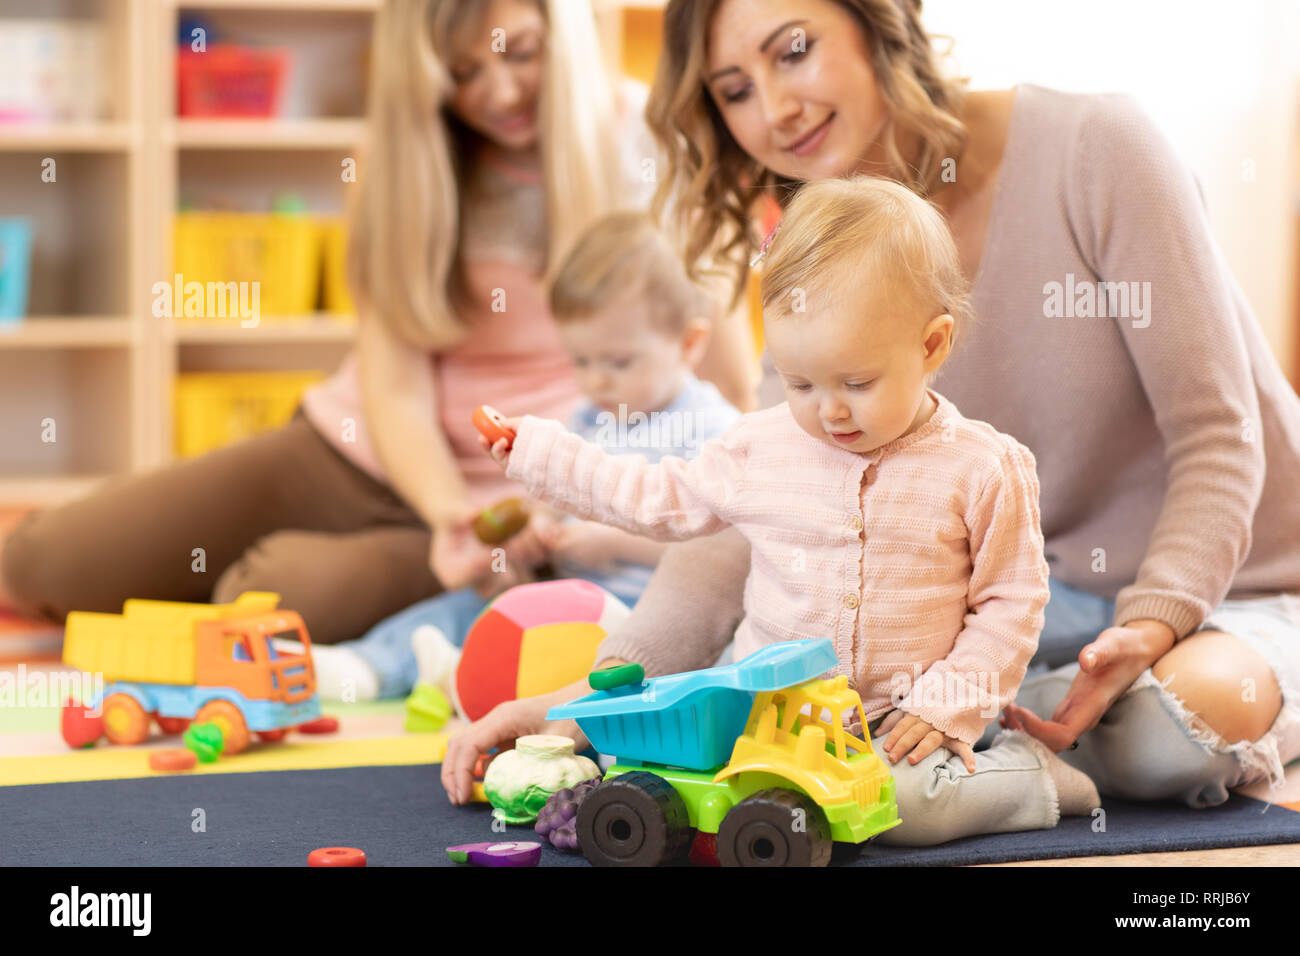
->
<box><xmin>599</xmin><ymin>83</ymin><xmax>1300</xmax><ymax>675</ymax></box>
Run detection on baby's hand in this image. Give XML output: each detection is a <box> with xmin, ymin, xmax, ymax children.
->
<box><xmin>877</xmin><ymin>709</ymin><xmax>977</xmax><ymax>773</ymax></box>
<box><xmin>475</xmin><ymin>415</ymin><xmax>522</xmax><ymax>469</ymax></box>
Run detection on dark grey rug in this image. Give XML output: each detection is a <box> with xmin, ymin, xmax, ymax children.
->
<box><xmin>2</xmin><ymin>763</ymin><xmax>1297</xmax><ymax>866</ymax></box>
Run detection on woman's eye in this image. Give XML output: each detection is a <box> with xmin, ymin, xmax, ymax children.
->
<box><xmin>611</xmin><ymin>359</ymin><xmax>632</xmax><ymax>371</ymax></box>
<box><xmin>450</xmin><ymin>65</ymin><xmax>478</xmax><ymax>85</ymax></box>
<box><xmin>846</xmin><ymin>381</ymin><xmax>873</xmax><ymax>391</ymax></box>
<box><xmin>781</xmin><ymin>38</ymin><xmax>814</xmax><ymax>65</ymax></box>
<box><xmin>507</xmin><ymin>44</ymin><xmax>540</xmax><ymax>62</ymax></box>
<box><xmin>722</xmin><ymin>85</ymin><xmax>751</xmax><ymax>105</ymax></box>
<box><xmin>788</xmin><ymin>383</ymin><xmax>812</xmax><ymax>392</ymax></box>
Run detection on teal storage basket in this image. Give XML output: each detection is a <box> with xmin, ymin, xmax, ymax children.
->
<box><xmin>0</xmin><ymin>219</ymin><xmax>33</xmax><ymax>322</ymax></box>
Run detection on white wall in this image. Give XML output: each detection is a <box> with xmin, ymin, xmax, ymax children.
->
<box><xmin>923</xmin><ymin>0</ymin><xmax>1300</xmax><ymax>374</ymax></box>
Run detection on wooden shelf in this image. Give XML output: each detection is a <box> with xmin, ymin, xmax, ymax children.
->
<box><xmin>0</xmin><ymin>123</ymin><xmax>136</xmax><ymax>152</ymax></box>
<box><xmin>169</xmin><ymin>316</ymin><xmax>357</xmax><ymax>344</ymax></box>
<box><xmin>0</xmin><ymin>318</ymin><xmax>135</xmax><ymax>349</ymax></box>
<box><xmin>168</xmin><ymin>118</ymin><xmax>366</xmax><ymax>149</ymax></box>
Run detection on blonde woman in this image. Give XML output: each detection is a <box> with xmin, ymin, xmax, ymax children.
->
<box><xmin>445</xmin><ymin>0</ymin><xmax>1300</xmax><ymax>845</ymax></box>
<box><xmin>0</xmin><ymin>0</ymin><xmax>754</xmax><ymax>646</ymax></box>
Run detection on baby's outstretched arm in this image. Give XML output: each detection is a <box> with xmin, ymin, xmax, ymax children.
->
<box><xmin>479</xmin><ymin>413</ymin><xmax>745</xmax><ymax>542</ymax></box>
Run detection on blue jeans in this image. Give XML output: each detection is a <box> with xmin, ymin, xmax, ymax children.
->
<box><xmin>347</xmin><ymin>588</ymin><xmax>491</xmax><ymax>700</ymax></box>
<box><xmin>977</xmin><ymin>578</ymin><xmax>1300</xmax><ymax>807</ymax></box>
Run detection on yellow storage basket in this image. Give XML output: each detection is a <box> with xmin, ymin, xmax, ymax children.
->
<box><xmin>173</xmin><ymin>213</ymin><xmax>322</xmax><ymax>319</ymax></box>
<box><xmin>174</xmin><ymin>371</ymin><xmax>325</xmax><ymax>458</ymax></box>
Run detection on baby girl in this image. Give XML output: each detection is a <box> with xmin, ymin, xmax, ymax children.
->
<box><xmin>481</xmin><ymin>177</ymin><xmax>1100</xmax><ymax>844</ymax></box>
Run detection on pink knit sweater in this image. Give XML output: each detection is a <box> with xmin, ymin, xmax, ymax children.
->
<box><xmin>505</xmin><ymin>388</ymin><xmax>1051</xmax><ymax>744</ymax></box>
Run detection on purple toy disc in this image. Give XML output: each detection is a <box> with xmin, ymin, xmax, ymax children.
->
<box><xmin>446</xmin><ymin>841</ymin><xmax>543</xmax><ymax>867</ymax></box>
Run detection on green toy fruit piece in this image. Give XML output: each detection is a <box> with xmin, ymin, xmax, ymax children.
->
<box><xmin>183</xmin><ymin>722</ymin><xmax>225</xmax><ymax>763</ymax></box>
<box><xmin>588</xmin><ymin>662</ymin><xmax>644</xmax><ymax>691</ymax></box>
<box><xmin>404</xmin><ymin>683</ymin><xmax>452</xmax><ymax>733</ymax></box>
<box><xmin>485</xmin><ymin>783</ymin><xmax>559</xmax><ymax>826</ymax></box>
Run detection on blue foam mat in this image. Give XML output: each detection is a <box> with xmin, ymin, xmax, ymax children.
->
<box><xmin>1</xmin><ymin>763</ymin><xmax>1297</xmax><ymax>866</ymax></box>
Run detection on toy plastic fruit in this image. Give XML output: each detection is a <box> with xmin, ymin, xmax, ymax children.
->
<box><xmin>446</xmin><ymin>841</ymin><xmax>541</xmax><ymax>867</ymax></box>
<box><xmin>473</xmin><ymin>497</ymin><xmax>530</xmax><ymax>545</ymax></box>
<box><xmin>183</xmin><ymin>721</ymin><xmax>225</xmax><ymax>762</ymax></box>
<box><xmin>61</xmin><ymin>697</ymin><xmax>103</xmax><ymax>749</ymax></box>
<box><xmin>482</xmin><ymin>735</ymin><xmax>600</xmax><ymax>825</ymax></box>
<box><xmin>471</xmin><ymin>405</ymin><xmax>515</xmax><ymax>449</ymax></box>
<box><xmin>534</xmin><ymin>776</ymin><xmax>602</xmax><ymax>852</ymax></box>
<box><xmin>404</xmin><ymin>683</ymin><xmax>452</xmax><ymax>733</ymax></box>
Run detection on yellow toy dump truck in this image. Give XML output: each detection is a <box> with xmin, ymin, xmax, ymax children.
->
<box><xmin>548</xmin><ymin>639</ymin><xmax>900</xmax><ymax>866</ymax></box>
<box><xmin>61</xmin><ymin>591</ymin><xmax>319</xmax><ymax>753</ymax></box>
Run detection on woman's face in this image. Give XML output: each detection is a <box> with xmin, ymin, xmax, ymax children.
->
<box><xmin>705</xmin><ymin>0</ymin><xmax>888</xmax><ymax>182</ymax></box>
<box><xmin>443</xmin><ymin>0</ymin><xmax>545</xmax><ymax>152</ymax></box>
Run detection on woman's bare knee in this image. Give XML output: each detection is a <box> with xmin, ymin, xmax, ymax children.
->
<box><xmin>1151</xmin><ymin>630</ymin><xmax>1282</xmax><ymax>744</ymax></box>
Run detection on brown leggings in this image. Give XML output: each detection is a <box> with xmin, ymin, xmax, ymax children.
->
<box><xmin>0</xmin><ymin>414</ymin><xmax>442</xmax><ymax>645</ymax></box>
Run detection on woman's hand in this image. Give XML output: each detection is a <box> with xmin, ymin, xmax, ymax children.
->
<box><xmin>429</xmin><ymin>504</ymin><xmax>492</xmax><ymax>590</ymax></box>
<box><xmin>877</xmin><ymin>709</ymin><xmax>976</xmax><ymax>773</ymax></box>
<box><xmin>441</xmin><ymin>688</ymin><xmax>590</xmax><ymax>805</ymax></box>
<box><xmin>1001</xmin><ymin>619</ymin><xmax>1177</xmax><ymax>752</ymax></box>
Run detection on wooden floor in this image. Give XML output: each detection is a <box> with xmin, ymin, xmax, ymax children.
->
<box><xmin>981</xmin><ymin>844</ymin><xmax>1300</xmax><ymax>866</ymax></box>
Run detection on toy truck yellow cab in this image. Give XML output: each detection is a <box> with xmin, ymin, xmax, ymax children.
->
<box><xmin>547</xmin><ymin>639</ymin><xmax>900</xmax><ymax>867</ymax></box>
<box><xmin>61</xmin><ymin>591</ymin><xmax>319</xmax><ymax>753</ymax></box>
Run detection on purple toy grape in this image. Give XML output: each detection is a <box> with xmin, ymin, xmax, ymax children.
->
<box><xmin>535</xmin><ymin>776</ymin><xmax>603</xmax><ymax>852</ymax></box>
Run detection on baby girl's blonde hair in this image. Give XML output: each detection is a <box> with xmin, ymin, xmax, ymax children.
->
<box><xmin>759</xmin><ymin>177</ymin><xmax>972</xmax><ymax>373</ymax></box>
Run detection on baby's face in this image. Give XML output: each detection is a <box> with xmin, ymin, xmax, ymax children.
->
<box><xmin>558</xmin><ymin>294</ymin><xmax>694</xmax><ymax>416</ymax></box>
<box><xmin>766</xmin><ymin>287</ymin><xmax>949</xmax><ymax>454</ymax></box>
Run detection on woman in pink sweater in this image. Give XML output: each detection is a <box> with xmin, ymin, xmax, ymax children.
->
<box><xmin>480</xmin><ymin>177</ymin><xmax>1103</xmax><ymax>843</ymax></box>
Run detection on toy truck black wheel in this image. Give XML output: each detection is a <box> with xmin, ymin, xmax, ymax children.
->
<box><xmin>716</xmin><ymin>789</ymin><xmax>832</xmax><ymax>867</ymax></box>
<box><xmin>576</xmin><ymin>771</ymin><xmax>693</xmax><ymax>866</ymax></box>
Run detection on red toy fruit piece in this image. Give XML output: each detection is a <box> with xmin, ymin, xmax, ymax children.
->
<box><xmin>308</xmin><ymin>846</ymin><xmax>367</xmax><ymax>867</ymax></box>
<box><xmin>688</xmin><ymin>831</ymin><xmax>720</xmax><ymax>867</ymax></box>
<box><xmin>148</xmin><ymin>749</ymin><xmax>198</xmax><ymax>772</ymax></box>
<box><xmin>298</xmin><ymin>716</ymin><xmax>339</xmax><ymax>734</ymax></box>
<box><xmin>473</xmin><ymin>751</ymin><xmax>496</xmax><ymax>781</ymax></box>
<box><xmin>446</xmin><ymin>841</ymin><xmax>542</xmax><ymax>867</ymax></box>
<box><xmin>61</xmin><ymin>697</ymin><xmax>103</xmax><ymax>749</ymax></box>
<box><xmin>257</xmin><ymin>729</ymin><xmax>289</xmax><ymax>742</ymax></box>
<box><xmin>472</xmin><ymin>405</ymin><xmax>515</xmax><ymax>450</ymax></box>
<box><xmin>155</xmin><ymin>715</ymin><xmax>191</xmax><ymax>735</ymax></box>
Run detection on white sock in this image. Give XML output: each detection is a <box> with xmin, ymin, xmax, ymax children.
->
<box><xmin>411</xmin><ymin>625</ymin><xmax>461</xmax><ymax>697</ymax></box>
<box><xmin>278</xmin><ymin>639</ymin><xmax>379</xmax><ymax>702</ymax></box>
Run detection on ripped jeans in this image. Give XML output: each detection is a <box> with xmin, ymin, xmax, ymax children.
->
<box><xmin>978</xmin><ymin>578</ymin><xmax>1300</xmax><ymax>808</ymax></box>
<box><xmin>872</xmin><ymin>579</ymin><xmax>1300</xmax><ymax>846</ymax></box>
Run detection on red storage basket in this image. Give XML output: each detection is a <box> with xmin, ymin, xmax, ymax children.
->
<box><xmin>176</xmin><ymin>46</ymin><xmax>290</xmax><ymax>118</ymax></box>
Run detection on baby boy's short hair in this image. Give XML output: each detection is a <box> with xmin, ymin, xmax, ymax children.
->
<box><xmin>759</xmin><ymin>175</ymin><xmax>972</xmax><ymax>357</ymax></box>
<box><xmin>549</xmin><ymin>211</ymin><xmax>715</xmax><ymax>334</ymax></box>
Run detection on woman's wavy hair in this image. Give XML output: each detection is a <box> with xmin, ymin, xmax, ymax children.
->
<box><xmin>647</xmin><ymin>0</ymin><xmax>968</xmax><ymax>307</ymax></box>
<box><xmin>346</xmin><ymin>0</ymin><xmax>621</xmax><ymax>350</ymax></box>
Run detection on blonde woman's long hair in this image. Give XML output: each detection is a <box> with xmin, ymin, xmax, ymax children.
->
<box><xmin>348</xmin><ymin>0</ymin><xmax>622</xmax><ymax>350</ymax></box>
<box><xmin>648</xmin><ymin>0</ymin><xmax>968</xmax><ymax>308</ymax></box>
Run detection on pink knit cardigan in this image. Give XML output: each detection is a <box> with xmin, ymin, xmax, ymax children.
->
<box><xmin>505</xmin><ymin>389</ymin><xmax>1050</xmax><ymax>744</ymax></box>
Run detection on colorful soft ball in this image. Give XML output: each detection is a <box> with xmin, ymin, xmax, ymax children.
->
<box><xmin>454</xmin><ymin>580</ymin><xmax>630</xmax><ymax>722</ymax></box>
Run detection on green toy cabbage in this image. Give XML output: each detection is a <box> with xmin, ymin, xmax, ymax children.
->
<box><xmin>482</xmin><ymin>735</ymin><xmax>600</xmax><ymax>825</ymax></box>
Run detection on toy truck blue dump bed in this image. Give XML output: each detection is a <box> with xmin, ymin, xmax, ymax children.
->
<box><xmin>548</xmin><ymin>639</ymin><xmax>838</xmax><ymax>771</ymax></box>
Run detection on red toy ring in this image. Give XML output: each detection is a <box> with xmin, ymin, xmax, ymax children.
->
<box><xmin>308</xmin><ymin>846</ymin><xmax>367</xmax><ymax>867</ymax></box>
<box><xmin>472</xmin><ymin>405</ymin><xmax>516</xmax><ymax>450</ymax></box>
